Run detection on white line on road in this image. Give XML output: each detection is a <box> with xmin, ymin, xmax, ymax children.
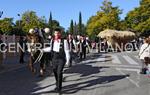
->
<box><xmin>135</xmin><ymin>55</ymin><xmax>139</xmax><ymax>58</ymax></box>
<box><xmin>94</xmin><ymin>64</ymin><xmax>140</xmax><ymax>68</ymax></box>
<box><xmin>111</xmin><ymin>55</ymin><xmax>121</xmax><ymax>64</ymax></box>
<box><xmin>134</xmin><ymin>55</ymin><xmax>140</xmax><ymax>60</ymax></box>
<box><xmin>95</xmin><ymin>57</ymin><xmax>106</xmax><ymax>62</ymax></box>
<box><xmin>123</xmin><ymin>55</ymin><xmax>139</xmax><ymax>65</ymax></box>
<box><xmin>81</xmin><ymin>57</ymin><xmax>106</xmax><ymax>64</ymax></box>
<box><xmin>116</xmin><ymin>68</ymin><xmax>140</xmax><ymax>88</ymax></box>
<box><xmin>116</xmin><ymin>68</ymin><xmax>140</xmax><ymax>74</ymax></box>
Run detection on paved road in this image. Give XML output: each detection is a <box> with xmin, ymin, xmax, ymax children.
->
<box><xmin>0</xmin><ymin>51</ymin><xmax>150</xmax><ymax>95</ymax></box>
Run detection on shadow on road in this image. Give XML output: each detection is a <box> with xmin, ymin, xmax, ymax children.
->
<box><xmin>0</xmin><ymin>64</ymin><xmax>53</xmax><ymax>95</ymax></box>
<box><xmin>0</xmin><ymin>52</ymin><xmax>127</xmax><ymax>95</ymax></box>
<box><xmin>62</xmin><ymin>74</ymin><xmax>129</xmax><ymax>94</ymax></box>
<box><xmin>33</xmin><ymin>61</ymin><xmax>128</xmax><ymax>95</ymax></box>
<box><xmin>34</xmin><ymin>74</ymin><xmax>129</xmax><ymax>95</ymax></box>
<box><xmin>64</xmin><ymin>64</ymin><xmax>107</xmax><ymax>77</ymax></box>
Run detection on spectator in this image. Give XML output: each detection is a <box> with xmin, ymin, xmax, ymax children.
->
<box><xmin>139</xmin><ymin>38</ymin><xmax>150</xmax><ymax>74</ymax></box>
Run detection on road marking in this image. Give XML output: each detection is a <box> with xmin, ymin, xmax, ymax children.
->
<box><xmin>123</xmin><ymin>55</ymin><xmax>139</xmax><ymax>65</ymax></box>
<box><xmin>116</xmin><ymin>68</ymin><xmax>140</xmax><ymax>88</ymax></box>
<box><xmin>134</xmin><ymin>56</ymin><xmax>140</xmax><ymax>60</ymax></box>
<box><xmin>116</xmin><ymin>68</ymin><xmax>140</xmax><ymax>74</ymax></box>
<box><xmin>81</xmin><ymin>57</ymin><xmax>106</xmax><ymax>64</ymax></box>
<box><xmin>92</xmin><ymin>64</ymin><xmax>141</xmax><ymax>69</ymax></box>
<box><xmin>135</xmin><ymin>55</ymin><xmax>139</xmax><ymax>58</ymax></box>
<box><xmin>95</xmin><ymin>57</ymin><xmax>106</xmax><ymax>62</ymax></box>
<box><xmin>125</xmin><ymin>51</ymin><xmax>132</xmax><ymax>53</ymax></box>
<box><xmin>111</xmin><ymin>55</ymin><xmax>121</xmax><ymax>64</ymax></box>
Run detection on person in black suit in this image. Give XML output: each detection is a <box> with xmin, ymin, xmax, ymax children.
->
<box><xmin>19</xmin><ymin>36</ymin><xmax>25</xmax><ymax>64</ymax></box>
<box><xmin>50</xmin><ymin>28</ymin><xmax>70</xmax><ymax>94</ymax></box>
<box><xmin>78</xmin><ymin>36</ymin><xmax>87</xmax><ymax>60</ymax></box>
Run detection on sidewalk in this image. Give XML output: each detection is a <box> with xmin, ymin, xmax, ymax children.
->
<box><xmin>0</xmin><ymin>54</ymin><xmax>28</xmax><ymax>74</ymax></box>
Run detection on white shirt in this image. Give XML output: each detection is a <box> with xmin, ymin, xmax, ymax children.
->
<box><xmin>139</xmin><ymin>43</ymin><xmax>150</xmax><ymax>59</ymax></box>
<box><xmin>42</xmin><ymin>39</ymin><xmax>69</xmax><ymax>52</ymax></box>
<box><xmin>53</xmin><ymin>40</ymin><xmax>61</xmax><ymax>52</ymax></box>
<box><xmin>42</xmin><ymin>39</ymin><xmax>70</xmax><ymax>64</ymax></box>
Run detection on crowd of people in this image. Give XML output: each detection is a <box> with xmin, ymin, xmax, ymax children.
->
<box><xmin>0</xmin><ymin>27</ymin><xmax>150</xmax><ymax>94</ymax></box>
<box><xmin>39</xmin><ymin>28</ymin><xmax>95</xmax><ymax>94</ymax></box>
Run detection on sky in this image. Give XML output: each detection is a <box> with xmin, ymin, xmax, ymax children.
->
<box><xmin>0</xmin><ymin>0</ymin><xmax>140</xmax><ymax>30</ymax></box>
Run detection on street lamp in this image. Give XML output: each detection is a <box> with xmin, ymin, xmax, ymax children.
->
<box><xmin>17</xmin><ymin>14</ymin><xmax>21</xmax><ymax>28</ymax></box>
<box><xmin>0</xmin><ymin>11</ymin><xmax>3</xmax><ymax>18</ymax></box>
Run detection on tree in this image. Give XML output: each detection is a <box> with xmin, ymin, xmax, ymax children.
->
<box><xmin>117</xmin><ymin>20</ymin><xmax>128</xmax><ymax>31</ymax></box>
<box><xmin>86</xmin><ymin>0</ymin><xmax>122</xmax><ymax>38</ymax></box>
<box><xmin>100</xmin><ymin>0</ymin><xmax>112</xmax><ymax>14</ymax></box>
<box><xmin>38</xmin><ymin>16</ymin><xmax>47</xmax><ymax>28</ymax></box>
<box><xmin>69</xmin><ymin>20</ymin><xmax>74</xmax><ymax>34</ymax></box>
<box><xmin>0</xmin><ymin>10</ymin><xmax>62</xmax><ymax>35</ymax></box>
<box><xmin>0</xmin><ymin>18</ymin><xmax>14</xmax><ymax>35</ymax></box>
<box><xmin>21</xmin><ymin>11</ymin><xmax>44</xmax><ymax>33</ymax></box>
<box><xmin>66</xmin><ymin>12</ymin><xmax>85</xmax><ymax>36</ymax></box>
<box><xmin>52</xmin><ymin>20</ymin><xmax>60</xmax><ymax>29</ymax></box>
<box><xmin>67</xmin><ymin>21</ymin><xmax>86</xmax><ymax>36</ymax></box>
<box><xmin>48</xmin><ymin>12</ymin><xmax>53</xmax><ymax>34</ymax></box>
<box><xmin>74</xmin><ymin>22</ymin><xmax>77</xmax><ymax>35</ymax></box>
<box><xmin>12</xmin><ymin>20</ymin><xmax>25</xmax><ymax>35</ymax></box>
<box><xmin>125</xmin><ymin>0</ymin><xmax>150</xmax><ymax>35</ymax></box>
<box><xmin>79</xmin><ymin>12</ymin><xmax>83</xmax><ymax>35</ymax></box>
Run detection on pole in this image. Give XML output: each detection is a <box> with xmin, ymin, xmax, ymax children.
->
<box><xmin>17</xmin><ymin>14</ymin><xmax>21</xmax><ymax>29</ymax></box>
<box><xmin>0</xmin><ymin>11</ymin><xmax>3</xmax><ymax>18</ymax></box>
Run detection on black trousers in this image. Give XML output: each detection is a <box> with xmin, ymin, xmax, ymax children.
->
<box><xmin>80</xmin><ymin>50</ymin><xmax>86</xmax><ymax>60</ymax></box>
<box><xmin>52</xmin><ymin>58</ymin><xmax>65</xmax><ymax>91</ymax></box>
<box><xmin>68</xmin><ymin>51</ymin><xmax>74</xmax><ymax>67</ymax></box>
<box><xmin>19</xmin><ymin>51</ymin><xmax>24</xmax><ymax>63</ymax></box>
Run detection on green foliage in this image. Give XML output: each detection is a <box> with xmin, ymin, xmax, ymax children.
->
<box><xmin>38</xmin><ymin>16</ymin><xmax>47</xmax><ymax>28</ymax></box>
<box><xmin>52</xmin><ymin>20</ymin><xmax>60</xmax><ymax>29</ymax></box>
<box><xmin>67</xmin><ymin>23</ymin><xmax>86</xmax><ymax>36</ymax></box>
<box><xmin>86</xmin><ymin>0</ymin><xmax>122</xmax><ymax>38</ymax></box>
<box><xmin>47</xmin><ymin>12</ymin><xmax>62</xmax><ymax>34</ymax></box>
<box><xmin>67</xmin><ymin>12</ymin><xmax>86</xmax><ymax>36</ymax></box>
<box><xmin>12</xmin><ymin>20</ymin><xmax>24</xmax><ymax>35</ymax></box>
<box><xmin>0</xmin><ymin>11</ymin><xmax>62</xmax><ymax>35</ymax></box>
<box><xmin>48</xmin><ymin>12</ymin><xmax>53</xmax><ymax>34</ymax></box>
<box><xmin>125</xmin><ymin>0</ymin><xmax>150</xmax><ymax>34</ymax></box>
<box><xmin>48</xmin><ymin>12</ymin><xmax>53</xmax><ymax>27</ymax></box>
<box><xmin>69</xmin><ymin>20</ymin><xmax>74</xmax><ymax>34</ymax></box>
<box><xmin>74</xmin><ymin>22</ymin><xmax>78</xmax><ymax>35</ymax></box>
<box><xmin>21</xmin><ymin>11</ymin><xmax>41</xmax><ymax>32</ymax></box>
<box><xmin>79</xmin><ymin>12</ymin><xmax>82</xmax><ymax>35</ymax></box>
<box><xmin>0</xmin><ymin>18</ymin><xmax>13</xmax><ymax>35</ymax></box>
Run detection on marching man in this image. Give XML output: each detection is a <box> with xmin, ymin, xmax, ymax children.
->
<box><xmin>43</xmin><ymin>28</ymin><xmax>70</xmax><ymax>94</ymax></box>
<box><xmin>66</xmin><ymin>33</ymin><xmax>77</xmax><ymax>67</ymax></box>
